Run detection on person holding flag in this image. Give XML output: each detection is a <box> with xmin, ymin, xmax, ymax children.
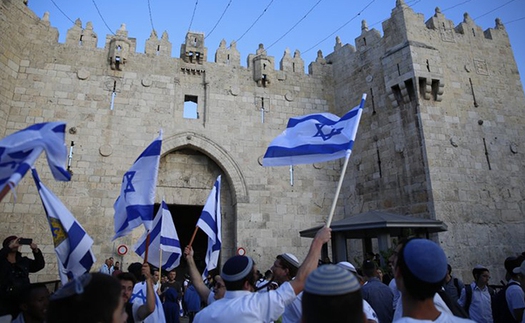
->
<box><xmin>193</xmin><ymin>226</ymin><xmax>331</xmax><ymax>323</ymax></box>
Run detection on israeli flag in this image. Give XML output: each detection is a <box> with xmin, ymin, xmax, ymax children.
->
<box><xmin>32</xmin><ymin>168</ymin><xmax>95</xmax><ymax>285</ymax></box>
<box><xmin>197</xmin><ymin>175</ymin><xmax>222</xmax><ymax>279</ymax></box>
<box><xmin>113</xmin><ymin>131</ymin><xmax>162</xmax><ymax>240</ymax></box>
<box><xmin>130</xmin><ymin>281</ymin><xmax>166</xmax><ymax>323</ymax></box>
<box><xmin>262</xmin><ymin>94</ymin><xmax>366</xmax><ymax>166</ymax></box>
<box><xmin>0</xmin><ymin>122</ymin><xmax>70</xmax><ymax>192</ymax></box>
<box><xmin>134</xmin><ymin>200</ymin><xmax>182</xmax><ymax>271</ymax></box>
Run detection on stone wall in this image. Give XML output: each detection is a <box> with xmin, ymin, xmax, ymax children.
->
<box><xmin>0</xmin><ymin>0</ymin><xmax>523</xmax><ymax>284</ymax></box>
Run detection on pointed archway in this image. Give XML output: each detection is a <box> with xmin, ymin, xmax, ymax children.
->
<box><xmin>158</xmin><ymin>132</ymin><xmax>249</xmax><ymax>265</ymax></box>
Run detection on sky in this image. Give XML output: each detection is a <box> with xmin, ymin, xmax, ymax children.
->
<box><xmin>28</xmin><ymin>0</ymin><xmax>525</xmax><ymax>89</ymax></box>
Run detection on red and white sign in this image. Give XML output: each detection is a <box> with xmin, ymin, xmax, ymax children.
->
<box><xmin>237</xmin><ymin>247</ymin><xmax>246</xmax><ymax>256</ymax></box>
<box><xmin>117</xmin><ymin>244</ymin><xmax>128</xmax><ymax>256</ymax></box>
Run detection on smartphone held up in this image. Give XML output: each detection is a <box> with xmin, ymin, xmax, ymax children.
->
<box><xmin>18</xmin><ymin>238</ymin><xmax>33</xmax><ymax>245</ymax></box>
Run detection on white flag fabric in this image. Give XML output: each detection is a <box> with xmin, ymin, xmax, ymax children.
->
<box><xmin>32</xmin><ymin>168</ymin><xmax>95</xmax><ymax>285</ymax></box>
<box><xmin>197</xmin><ymin>175</ymin><xmax>222</xmax><ymax>279</ymax></box>
<box><xmin>0</xmin><ymin>122</ymin><xmax>70</xmax><ymax>192</ymax></box>
<box><xmin>134</xmin><ymin>200</ymin><xmax>182</xmax><ymax>271</ymax></box>
<box><xmin>130</xmin><ymin>281</ymin><xmax>166</xmax><ymax>323</ymax></box>
<box><xmin>113</xmin><ymin>131</ymin><xmax>162</xmax><ymax>240</ymax></box>
<box><xmin>262</xmin><ymin>94</ymin><xmax>366</xmax><ymax>166</ymax></box>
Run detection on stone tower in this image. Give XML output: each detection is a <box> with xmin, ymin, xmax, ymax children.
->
<box><xmin>0</xmin><ymin>0</ymin><xmax>523</xmax><ymax>284</ymax></box>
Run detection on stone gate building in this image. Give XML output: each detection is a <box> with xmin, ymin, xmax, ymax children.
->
<box><xmin>0</xmin><ymin>0</ymin><xmax>524</xmax><ymax>283</ymax></box>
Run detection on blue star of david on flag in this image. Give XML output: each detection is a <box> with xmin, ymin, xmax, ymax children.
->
<box><xmin>131</xmin><ymin>289</ymin><xmax>147</xmax><ymax>303</ymax></box>
<box><xmin>123</xmin><ymin>171</ymin><xmax>136</xmax><ymax>196</ymax></box>
<box><xmin>263</xmin><ymin>94</ymin><xmax>366</xmax><ymax>166</ymax></box>
<box><xmin>314</xmin><ymin>123</ymin><xmax>344</xmax><ymax>141</ymax></box>
<box><xmin>130</xmin><ymin>281</ymin><xmax>166</xmax><ymax>322</ymax></box>
<box><xmin>113</xmin><ymin>131</ymin><xmax>162</xmax><ymax>240</ymax></box>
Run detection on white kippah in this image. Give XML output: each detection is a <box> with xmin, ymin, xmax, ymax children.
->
<box><xmin>280</xmin><ymin>253</ymin><xmax>300</xmax><ymax>269</ymax></box>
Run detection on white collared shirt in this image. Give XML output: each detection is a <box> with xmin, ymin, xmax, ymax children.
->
<box><xmin>194</xmin><ymin>281</ymin><xmax>296</xmax><ymax>323</ymax></box>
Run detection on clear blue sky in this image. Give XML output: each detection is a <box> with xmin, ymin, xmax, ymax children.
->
<box><xmin>29</xmin><ymin>0</ymin><xmax>525</xmax><ymax>89</ymax></box>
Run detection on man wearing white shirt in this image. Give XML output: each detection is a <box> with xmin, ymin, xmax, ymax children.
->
<box><xmin>194</xmin><ymin>227</ymin><xmax>331</xmax><ymax>323</ymax></box>
<box><xmin>392</xmin><ymin>238</ymin><xmax>474</xmax><ymax>323</ymax></box>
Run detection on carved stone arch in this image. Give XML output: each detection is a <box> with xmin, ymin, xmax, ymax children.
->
<box><xmin>162</xmin><ymin>132</ymin><xmax>249</xmax><ymax>204</ymax></box>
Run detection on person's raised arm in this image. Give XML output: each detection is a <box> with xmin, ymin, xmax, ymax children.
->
<box><xmin>290</xmin><ymin>226</ymin><xmax>331</xmax><ymax>295</ymax></box>
<box><xmin>136</xmin><ymin>263</ymin><xmax>155</xmax><ymax>320</ymax></box>
<box><xmin>28</xmin><ymin>240</ymin><xmax>45</xmax><ymax>272</ymax></box>
<box><xmin>184</xmin><ymin>246</ymin><xmax>211</xmax><ymax>301</ymax></box>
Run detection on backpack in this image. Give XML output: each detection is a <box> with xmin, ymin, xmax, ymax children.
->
<box><xmin>492</xmin><ymin>282</ymin><xmax>519</xmax><ymax>323</ymax></box>
<box><xmin>453</xmin><ymin>278</ymin><xmax>462</xmax><ymax>298</ymax></box>
<box><xmin>437</xmin><ymin>289</ymin><xmax>469</xmax><ymax>319</ymax></box>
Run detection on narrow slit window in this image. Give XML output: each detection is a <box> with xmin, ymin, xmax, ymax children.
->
<box><xmin>183</xmin><ymin>95</ymin><xmax>198</xmax><ymax>119</ymax></box>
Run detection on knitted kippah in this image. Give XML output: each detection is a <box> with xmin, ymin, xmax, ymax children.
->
<box><xmin>221</xmin><ymin>255</ymin><xmax>254</xmax><ymax>282</ymax></box>
<box><xmin>403</xmin><ymin>239</ymin><xmax>447</xmax><ymax>284</ymax></box>
<box><xmin>336</xmin><ymin>261</ymin><xmax>357</xmax><ymax>273</ymax></box>
<box><xmin>304</xmin><ymin>264</ymin><xmax>361</xmax><ymax>296</ymax></box>
<box><xmin>280</xmin><ymin>253</ymin><xmax>300</xmax><ymax>269</ymax></box>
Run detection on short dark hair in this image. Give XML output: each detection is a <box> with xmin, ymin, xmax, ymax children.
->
<box><xmin>396</xmin><ymin>238</ymin><xmax>446</xmax><ymax>301</ymax></box>
<box><xmin>47</xmin><ymin>273</ymin><xmax>122</xmax><ymax>323</ymax></box>
<box><xmin>302</xmin><ymin>290</ymin><xmax>363</xmax><ymax>322</ymax></box>
<box><xmin>361</xmin><ymin>260</ymin><xmax>377</xmax><ymax>278</ymax></box>
<box><xmin>117</xmin><ymin>272</ymin><xmax>137</xmax><ymax>285</ymax></box>
<box><xmin>472</xmin><ymin>266</ymin><xmax>489</xmax><ymax>280</ymax></box>
<box><xmin>276</xmin><ymin>255</ymin><xmax>298</xmax><ymax>279</ymax></box>
<box><xmin>127</xmin><ymin>262</ymin><xmax>143</xmax><ymax>282</ymax></box>
<box><xmin>18</xmin><ymin>283</ymin><xmax>49</xmax><ymax>305</ymax></box>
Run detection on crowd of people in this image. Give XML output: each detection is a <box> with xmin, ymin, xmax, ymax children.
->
<box><xmin>1</xmin><ymin>230</ymin><xmax>525</xmax><ymax>323</ymax></box>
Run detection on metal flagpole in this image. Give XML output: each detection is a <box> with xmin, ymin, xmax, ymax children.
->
<box><xmin>325</xmin><ymin>150</ymin><xmax>352</xmax><ymax>227</ymax></box>
<box><xmin>326</xmin><ymin>93</ymin><xmax>366</xmax><ymax>227</ymax></box>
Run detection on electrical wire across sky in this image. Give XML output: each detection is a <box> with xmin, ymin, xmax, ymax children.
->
<box><xmin>29</xmin><ymin>0</ymin><xmax>525</xmax><ymax>83</ymax></box>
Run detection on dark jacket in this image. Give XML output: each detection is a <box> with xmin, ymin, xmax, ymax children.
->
<box><xmin>0</xmin><ymin>246</ymin><xmax>45</xmax><ymax>316</ymax></box>
<box><xmin>0</xmin><ymin>246</ymin><xmax>45</xmax><ymax>296</ymax></box>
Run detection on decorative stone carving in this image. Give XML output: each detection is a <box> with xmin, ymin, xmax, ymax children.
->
<box><xmin>141</xmin><ymin>78</ymin><xmax>152</xmax><ymax>87</ymax></box>
<box><xmin>77</xmin><ymin>69</ymin><xmax>90</xmax><ymax>80</ymax></box>
<box><xmin>99</xmin><ymin>144</ymin><xmax>113</xmax><ymax>157</ymax></box>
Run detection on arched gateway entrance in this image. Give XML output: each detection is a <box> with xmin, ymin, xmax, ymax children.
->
<box><xmin>156</xmin><ymin>132</ymin><xmax>248</xmax><ymax>277</ymax></box>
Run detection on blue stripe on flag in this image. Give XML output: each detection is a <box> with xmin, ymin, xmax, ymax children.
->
<box><xmin>262</xmin><ymin>95</ymin><xmax>365</xmax><ymax>167</ymax></box>
<box><xmin>196</xmin><ymin>175</ymin><xmax>221</xmax><ymax>279</ymax></box>
<box><xmin>113</xmin><ymin>132</ymin><xmax>162</xmax><ymax>240</ymax></box>
<box><xmin>164</xmin><ymin>252</ymin><xmax>181</xmax><ymax>270</ymax></box>
<box><xmin>264</xmin><ymin>142</ymin><xmax>354</xmax><ymax>158</ymax></box>
<box><xmin>198</xmin><ymin>211</ymin><xmax>217</xmax><ymax>233</ymax></box>
<box><xmin>31</xmin><ymin>168</ymin><xmax>95</xmax><ymax>285</ymax></box>
<box><xmin>66</xmin><ymin>222</ymin><xmax>85</xmax><ymax>254</ymax></box>
<box><xmin>134</xmin><ymin>218</ymin><xmax>162</xmax><ymax>255</ymax></box>
<box><xmin>135</xmin><ymin>140</ymin><xmax>162</xmax><ymax>160</ymax></box>
<box><xmin>24</xmin><ymin>123</ymin><xmax>46</xmax><ymax>131</ymax></box>
<box><xmin>133</xmin><ymin>198</ymin><xmax>182</xmax><ymax>271</ymax></box>
<box><xmin>160</xmin><ymin>236</ymin><xmax>181</xmax><ymax>248</ymax></box>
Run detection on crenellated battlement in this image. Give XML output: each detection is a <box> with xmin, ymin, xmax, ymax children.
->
<box><xmin>18</xmin><ymin>0</ymin><xmax>514</xmax><ymax>87</ymax></box>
